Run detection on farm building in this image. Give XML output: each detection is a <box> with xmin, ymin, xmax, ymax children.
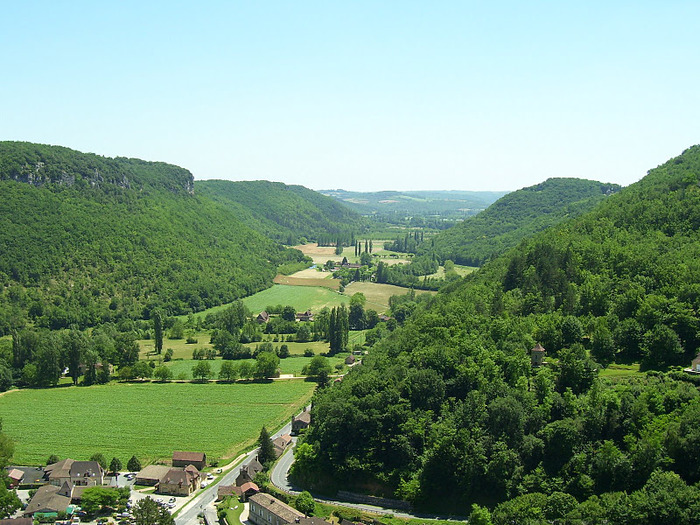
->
<box><xmin>172</xmin><ymin>451</ymin><xmax>207</xmax><ymax>470</ymax></box>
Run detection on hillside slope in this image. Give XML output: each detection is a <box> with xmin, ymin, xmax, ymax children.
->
<box><xmin>0</xmin><ymin>142</ymin><xmax>306</xmax><ymax>333</ymax></box>
<box><xmin>293</xmin><ymin>146</ymin><xmax>700</xmax><ymax>518</ymax></box>
<box><xmin>422</xmin><ymin>178</ymin><xmax>620</xmax><ymax>266</ymax></box>
<box><xmin>196</xmin><ymin>179</ymin><xmax>363</xmax><ymax>245</ymax></box>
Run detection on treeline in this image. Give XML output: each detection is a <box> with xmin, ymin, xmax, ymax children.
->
<box><xmin>0</xmin><ymin>143</ymin><xmax>310</xmax><ymax>335</ymax></box>
<box><xmin>291</xmin><ymin>146</ymin><xmax>700</xmax><ymax>516</ymax></box>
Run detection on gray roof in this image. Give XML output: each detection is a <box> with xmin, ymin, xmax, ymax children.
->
<box><xmin>249</xmin><ymin>493</ymin><xmax>304</xmax><ymax>523</ymax></box>
<box><xmin>136</xmin><ymin>465</ymin><xmax>171</xmax><ymax>483</ymax></box>
<box><xmin>25</xmin><ymin>485</ymin><xmax>71</xmax><ymax>515</ymax></box>
<box><xmin>70</xmin><ymin>460</ymin><xmax>103</xmax><ymax>479</ymax></box>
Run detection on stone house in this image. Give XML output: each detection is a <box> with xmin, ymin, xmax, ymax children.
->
<box><xmin>157</xmin><ymin>465</ymin><xmax>201</xmax><ymax>497</ymax></box>
<box><xmin>530</xmin><ymin>343</ymin><xmax>546</xmax><ymax>367</ymax></box>
<box><xmin>292</xmin><ymin>409</ymin><xmax>311</xmax><ymax>434</ymax></box>
<box><xmin>236</xmin><ymin>457</ymin><xmax>263</xmax><ymax>486</ymax></box>
<box><xmin>248</xmin><ymin>493</ymin><xmax>304</xmax><ymax>525</ymax></box>
<box><xmin>45</xmin><ymin>459</ymin><xmax>104</xmax><ymax>487</ymax></box>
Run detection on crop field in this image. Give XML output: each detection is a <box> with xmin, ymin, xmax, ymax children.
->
<box><xmin>0</xmin><ymin>381</ymin><xmax>314</xmax><ymax>466</ymax></box>
<box><xmin>343</xmin><ymin>281</ymin><xmax>435</xmax><ymax>312</ymax></box>
<box><xmin>165</xmin><ymin>353</ymin><xmax>349</xmax><ymax>379</ymax></box>
<box><xmin>274</xmin><ymin>274</ymin><xmax>340</xmax><ymax>290</ymax></box>
<box><xmin>242</xmin><ymin>284</ymin><xmax>348</xmax><ymax>313</ymax></box>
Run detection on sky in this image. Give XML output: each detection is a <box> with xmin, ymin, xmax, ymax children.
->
<box><xmin>1</xmin><ymin>1</ymin><xmax>699</xmax><ymax>192</ymax></box>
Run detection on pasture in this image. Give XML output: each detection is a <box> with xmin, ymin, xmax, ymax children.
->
<box><xmin>343</xmin><ymin>281</ymin><xmax>435</xmax><ymax>312</ymax></box>
<box><xmin>0</xmin><ymin>380</ymin><xmax>314</xmax><ymax>466</ymax></box>
<box><xmin>164</xmin><ymin>353</ymin><xmax>349</xmax><ymax>379</ymax></box>
<box><xmin>242</xmin><ymin>284</ymin><xmax>348</xmax><ymax>313</ymax></box>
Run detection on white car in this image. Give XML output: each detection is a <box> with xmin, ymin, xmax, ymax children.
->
<box><xmin>207</xmin><ymin>473</ymin><xmax>214</xmax><ymax>480</ymax></box>
<box><xmin>201</xmin><ymin>481</ymin><xmax>208</xmax><ymax>488</ymax></box>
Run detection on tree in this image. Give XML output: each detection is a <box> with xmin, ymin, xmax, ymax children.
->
<box><xmin>127</xmin><ymin>455</ymin><xmax>141</xmax><ymax>472</ymax></box>
<box><xmin>238</xmin><ymin>361</ymin><xmax>254</xmax><ymax>380</ymax></box>
<box><xmin>153</xmin><ymin>365</ymin><xmax>173</xmax><ymax>382</ymax></box>
<box><xmin>132</xmin><ymin>496</ymin><xmax>174</xmax><ymax>525</ymax></box>
<box><xmin>192</xmin><ymin>360</ymin><xmax>212</xmax><ymax>382</ymax></box>
<box><xmin>46</xmin><ymin>454</ymin><xmax>59</xmax><ymax>466</ymax></box>
<box><xmin>169</xmin><ymin>319</ymin><xmax>185</xmax><ymax>340</ymax></box>
<box><xmin>295</xmin><ymin>490</ymin><xmax>316</xmax><ymax>516</ymax></box>
<box><xmin>110</xmin><ymin>457</ymin><xmax>122</xmax><ymax>474</ymax></box>
<box><xmin>258</xmin><ymin>426</ymin><xmax>276</xmax><ymax>466</ymax></box>
<box><xmin>219</xmin><ymin>361</ymin><xmax>239</xmax><ymax>382</ymax></box>
<box><xmin>282</xmin><ymin>306</ymin><xmax>296</xmax><ymax>322</ymax></box>
<box><xmin>303</xmin><ymin>356</ymin><xmax>332</xmax><ymax>382</ymax></box>
<box><xmin>153</xmin><ymin>310</ymin><xmax>163</xmax><ymax>355</ymax></box>
<box><xmin>63</xmin><ymin>329</ymin><xmax>88</xmax><ymax>385</ymax></box>
<box><xmin>81</xmin><ymin>486</ymin><xmax>119</xmax><ymax>515</ymax></box>
<box><xmin>0</xmin><ymin>483</ymin><xmax>21</xmax><ymax>519</ymax></box>
<box><xmin>90</xmin><ymin>453</ymin><xmax>108</xmax><ymax>470</ymax></box>
<box><xmin>255</xmin><ymin>351</ymin><xmax>280</xmax><ymax>379</ymax></box>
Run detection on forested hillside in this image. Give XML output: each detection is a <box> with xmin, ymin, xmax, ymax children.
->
<box><xmin>0</xmin><ymin>142</ymin><xmax>306</xmax><ymax>333</ymax></box>
<box><xmin>421</xmin><ymin>178</ymin><xmax>620</xmax><ymax>266</ymax></box>
<box><xmin>197</xmin><ymin>180</ymin><xmax>363</xmax><ymax>245</ymax></box>
<box><xmin>292</xmin><ymin>146</ymin><xmax>700</xmax><ymax>522</ymax></box>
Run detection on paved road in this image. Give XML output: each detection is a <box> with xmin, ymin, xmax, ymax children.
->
<box><xmin>269</xmin><ymin>438</ymin><xmax>467</xmax><ymax>522</ymax></box>
<box><xmin>175</xmin><ymin>419</ymin><xmax>296</xmax><ymax>525</ymax></box>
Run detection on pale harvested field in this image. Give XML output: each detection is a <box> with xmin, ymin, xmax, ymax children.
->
<box><xmin>274</xmin><ymin>274</ymin><xmax>340</xmax><ymax>290</ymax></box>
<box><xmin>293</xmin><ymin>243</ymin><xmax>337</xmax><ymax>265</ymax></box>
<box><xmin>343</xmin><ymin>281</ymin><xmax>436</xmax><ymax>312</ymax></box>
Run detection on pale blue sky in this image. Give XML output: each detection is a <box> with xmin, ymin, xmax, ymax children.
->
<box><xmin>1</xmin><ymin>1</ymin><xmax>698</xmax><ymax>191</ymax></box>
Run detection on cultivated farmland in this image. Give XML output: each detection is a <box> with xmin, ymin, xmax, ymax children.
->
<box><xmin>0</xmin><ymin>381</ymin><xmax>314</xmax><ymax>466</ymax></box>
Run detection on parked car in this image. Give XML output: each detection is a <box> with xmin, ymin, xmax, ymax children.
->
<box><xmin>168</xmin><ymin>497</ymin><xmax>176</xmax><ymax>503</ymax></box>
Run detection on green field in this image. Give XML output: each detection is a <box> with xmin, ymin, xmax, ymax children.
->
<box><xmin>165</xmin><ymin>354</ymin><xmax>349</xmax><ymax>379</ymax></box>
<box><xmin>343</xmin><ymin>281</ymin><xmax>435</xmax><ymax>312</ymax></box>
<box><xmin>599</xmin><ymin>363</ymin><xmax>641</xmax><ymax>378</ymax></box>
<box><xmin>243</xmin><ymin>284</ymin><xmax>348</xmax><ymax>313</ymax></box>
<box><xmin>0</xmin><ymin>381</ymin><xmax>314</xmax><ymax>466</ymax></box>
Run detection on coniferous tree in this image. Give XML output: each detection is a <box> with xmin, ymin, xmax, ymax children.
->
<box><xmin>257</xmin><ymin>426</ymin><xmax>276</xmax><ymax>466</ymax></box>
<box><xmin>153</xmin><ymin>310</ymin><xmax>163</xmax><ymax>355</ymax></box>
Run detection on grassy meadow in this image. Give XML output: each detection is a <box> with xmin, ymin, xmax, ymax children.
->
<box><xmin>0</xmin><ymin>381</ymin><xmax>314</xmax><ymax>466</ymax></box>
<box><xmin>343</xmin><ymin>281</ymin><xmax>435</xmax><ymax>312</ymax></box>
<box><xmin>164</xmin><ymin>353</ymin><xmax>349</xmax><ymax>379</ymax></box>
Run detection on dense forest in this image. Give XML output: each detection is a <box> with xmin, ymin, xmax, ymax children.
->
<box><xmin>420</xmin><ymin>178</ymin><xmax>620</xmax><ymax>266</ymax></box>
<box><xmin>292</xmin><ymin>147</ymin><xmax>700</xmax><ymax>522</ymax></box>
<box><xmin>0</xmin><ymin>142</ymin><xmax>311</xmax><ymax>333</ymax></box>
<box><xmin>197</xmin><ymin>179</ymin><xmax>363</xmax><ymax>245</ymax></box>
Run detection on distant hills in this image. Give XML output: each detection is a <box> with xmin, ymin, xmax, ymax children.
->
<box><xmin>422</xmin><ymin>178</ymin><xmax>621</xmax><ymax>266</ymax></box>
<box><xmin>0</xmin><ymin>142</ymin><xmax>355</xmax><ymax>333</ymax></box>
<box><xmin>319</xmin><ymin>189</ymin><xmax>507</xmax><ymax>219</ymax></box>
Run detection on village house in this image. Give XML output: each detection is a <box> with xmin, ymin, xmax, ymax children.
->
<box><xmin>248</xmin><ymin>493</ymin><xmax>304</xmax><ymax>525</ymax></box>
<box><xmin>295</xmin><ymin>310</ymin><xmax>314</xmax><ymax>322</ymax></box>
<box><xmin>530</xmin><ymin>343</ymin><xmax>546</xmax><ymax>367</ymax></box>
<box><xmin>218</xmin><ymin>481</ymin><xmax>259</xmax><ymax>502</ymax></box>
<box><xmin>135</xmin><ymin>464</ymin><xmax>171</xmax><ymax>486</ymax></box>
<box><xmin>157</xmin><ymin>465</ymin><xmax>201</xmax><ymax>497</ymax></box>
<box><xmin>345</xmin><ymin>355</ymin><xmax>356</xmax><ymax>365</ymax></box>
<box><xmin>291</xmin><ymin>409</ymin><xmax>311</xmax><ymax>435</ymax></box>
<box><xmin>45</xmin><ymin>459</ymin><xmax>104</xmax><ymax>487</ymax></box>
<box><xmin>24</xmin><ymin>484</ymin><xmax>72</xmax><ymax>518</ymax></box>
<box><xmin>691</xmin><ymin>352</ymin><xmax>700</xmax><ymax>372</ymax></box>
<box><xmin>257</xmin><ymin>311</ymin><xmax>270</xmax><ymax>324</ymax></box>
<box><xmin>172</xmin><ymin>451</ymin><xmax>207</xmax><ymax>470</ymax></box>
<box><xmin>272</xmin><ymin>435</ymin><xmax>292</xmax><ymax>458</ymax></box>
<box><xmin>7</xmin><ymin>469</ymin><xmax>23</xmax><ymax>488</ymax></box>
<box><xmin>236</xmin><ymin>457</ymin><xmax>263</xmax><ymax>486</ymax></box>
